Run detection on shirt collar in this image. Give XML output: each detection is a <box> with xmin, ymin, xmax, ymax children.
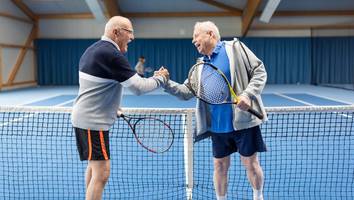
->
<box><xmin>203</xmin><ymin>41</ymin><xmax>223</xmax><ymax>61</ymax></box>
<box><xmin>101</xmin><ymin>35</ymin><xmax>120</xmax><ymax>51</ymax></box>
<box><xmin>212</xmin><ymin>41</ymin><xmax>223</xmax><ymax>55</ymax></box>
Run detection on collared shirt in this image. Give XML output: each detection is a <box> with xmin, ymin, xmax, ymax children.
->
<box><xmin>203</xmin><ymin>41</ymin><xmax>234</xmax><ymax>133</ymax></box>
<box><xmin>101</xmin><ymin>35</ymin><xmax>120</xmax><ymax>51</ymax></box>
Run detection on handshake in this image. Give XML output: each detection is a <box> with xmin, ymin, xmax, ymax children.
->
<box><xmin>153</xmin><ymin>67</ymin><xmax>170</xmax><ymax>81</ymax></box>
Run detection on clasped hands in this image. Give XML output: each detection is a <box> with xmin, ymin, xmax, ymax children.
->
<box><xmin>154</xmin><ymin>66</ymin><xmax>170</xmax><ymax>81</ymax></box>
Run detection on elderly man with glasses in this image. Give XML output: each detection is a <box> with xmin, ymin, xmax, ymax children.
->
<box><xmin>71</xmin><ymin>16</ymin><xmax>169</xmax><ymax>200</ymax></box>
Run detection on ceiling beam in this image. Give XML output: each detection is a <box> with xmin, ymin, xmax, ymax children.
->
<box><xmin>0</xmin><ymin>43</ymin><xmax>34</xmax><ymax>49</ymax></box>
<box><xmin>271</xmin><ymin>10</ymin><xmax>354</xmax><ymax>17</ymax></box>
<box><xmin>35</xmin><ymin>10</ymin><xmax>354</xmax><ymax>20</ymax></box>
<box><xmin>37</xmin><ymin>12</ymin><xmax>242</xmax><ymax>19</ymax></box>
<box><xmin>9</xmin><ymin>0</ymin><xmax>38</xmax><ymax>87</ymax></box>
<box><xmin>102</xmin><ymin>0</ymin><xmax>121</xmax><ymax>17</ymax></box>
<box><xmin>254</xmin><ymin>10</ymin><xmax>354</xmax><ymax>17</ymax></box>
<box><xmin>36</xmin><ymin>10</ymin><xmax>354</xmax><ymax>20</ymax></box>
<box><xmin>38</xmin><ymin>13</ymin><xmax>95</xmax><ymax>19</ymax></box>
<box><xmin>85</xmin><ymin>0</ymin><xmax>107</xmax><ymax>21</ymax></box>
<box><xmin>242</xmin><ymin>0</ymin><xmax>262</xmax><ymax>36</ymax></box>
<box><xmin>125</xmin><ymin>11</ymin><xmax>242</xmax><ymax>18</ymax></box>
<box><xmin>0</xmin><ymin>12</ymin><xmax>33</xmax><ymax>23</ymax></box>
<box><xmin>2</xmin><ymin>80</ymin><xmax>36</xmax><ymax>88</ymax></box>
<box><xmin>259</xmin><ymin>0</ymin><xmax>281</xmax><ymax>23</ymax></box>
<box><xmin>11</xmin><ymin>0</ymin><xmax>38</xmax><ymax>21</ymax></box>
<box><xmin>7</xmin><ymin>25</ymin><xmax>37</xmax><ymax>85</ymax></box>
<box><xmin>253</xmin><ymin>24</ymin><xmax>354</xmax><ymax>30</ymax></box>
<box><xmin>198</xmin><ymin>0</ymin><xmax>242</xmax><ymax>14</ymax></box>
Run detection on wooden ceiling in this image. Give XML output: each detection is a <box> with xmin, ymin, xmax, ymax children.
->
<box><xmin>6</xmin><ymin>0</ymin><xmax>354</xmax><ymax>36</ymax></box>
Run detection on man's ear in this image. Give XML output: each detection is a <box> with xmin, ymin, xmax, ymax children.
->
<box><xmin>114</xmin><ymin>29</ymin><xmax>120</xmax><ymax>36</ymax></box>
<box><xmin>208</xmin><ymin>31</ymin><xmax>215</xmax><ymax>39</ymax></box>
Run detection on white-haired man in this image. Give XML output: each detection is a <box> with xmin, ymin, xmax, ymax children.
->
<box><xmin>71</xmin><ymin>16</ymin><xmax>168</xmax><ymax>200</ymax></box>
<box><xmin>162</xmin><ymin>21</ymin><xmax>267</xmax><ymax>200</ymax></box>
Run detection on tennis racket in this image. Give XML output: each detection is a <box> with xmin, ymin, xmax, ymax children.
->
<box><xmin>144</xmin><ymin>67</ymin><xmax>153</xmax><ymax>73</ymax></box>
<box><xmin>117</xmin><ymin>111</ymin><xmax>174</xmax><ymax>153</ymax></box>
<box><xmin>187</xmin><ymin>62</ymin><xmax>264</xmax><ymax>120</ymax></box>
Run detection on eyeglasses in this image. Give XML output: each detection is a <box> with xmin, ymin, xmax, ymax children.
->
<box><xmin>119</xmin><ymin>27</ymin><xmax>134</xmax><ymax>35</ymax></box>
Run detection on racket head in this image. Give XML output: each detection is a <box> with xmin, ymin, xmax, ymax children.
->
<box><xmin>132</xmin><ymin>117</ymin><xmax>174</xmax><ymax>153</ymax></box>
<box><xmin>187</xmin><ymin>62</ymin><xmax>264</xmax><ymax>120</ymax></box>
<box><xmin>187</xmin><ymin>62</ymin><xmax>233</xmax><ymax>104</ymax></box>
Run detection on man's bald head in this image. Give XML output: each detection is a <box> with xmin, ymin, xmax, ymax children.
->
<box><xmin>103</xmin><ymin>16</ymin><xmax>134</xmax><ymax>53</ymax></box>
<box><xmin>104</xmin><ymin>16</ymin><xmax>132</xmax><ymax>37</ymax></box>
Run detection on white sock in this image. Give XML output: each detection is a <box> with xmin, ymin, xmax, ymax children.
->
<box><xmin>253</xmin><ymin>188</ymin><xmax>263</xmax><ymax>200</ymax></box>
<box><xmin>216</xmin><ymin>195</ymin><xmax>227</xmax><ymax>200</ymax></box>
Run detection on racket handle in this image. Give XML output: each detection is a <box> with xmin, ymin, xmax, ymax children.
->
<box><xmin>247</xmin><ymin>107</ymin><xmax>264</xmax><ymax>120</ymax></box>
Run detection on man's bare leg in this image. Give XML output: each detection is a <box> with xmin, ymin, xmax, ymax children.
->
<box><xmin>85</xmin><ymin>160</ymin><xmax>110</xmax><ymax>200</ymax></box>
<box><xmin>241</xmin><ymin>153</ymin><xmax>264</xmax><ymax>200</ymax></box>
<box><xmin>214</xmin><ymin>156</ymin><xmax>231</xmax><ymax>200</ymax></box>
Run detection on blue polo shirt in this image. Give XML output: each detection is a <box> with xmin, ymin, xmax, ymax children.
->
<box><xmin>203</xmin><ymin>41</ymin><xmax>234</xmax><ymax>133</ymax></box>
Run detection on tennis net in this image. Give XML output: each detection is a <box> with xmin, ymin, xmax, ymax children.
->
<box><xmin>0</xmin><ymin>105</ymin><xmax>353</xmax><ymax>200</ymax></box>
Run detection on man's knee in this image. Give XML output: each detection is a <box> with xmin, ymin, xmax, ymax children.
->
<box><xmin>98</xmin><ymin>166</ymin><xmax>110</xmax><ymax>183</ymax></box>
<box><xmin>214</xmin><ymin>158</ymin><xmax>230</xmax><ymax>175</ymax></box>
<box><xmin>90</xmin><ymin>161</ymin><xmax>111</xmax><ymax>183</ymax></box>
<box><xmin>241</xmin><ymin>154</ymin><xmax>261</xmax><ymax>172</ymax></box>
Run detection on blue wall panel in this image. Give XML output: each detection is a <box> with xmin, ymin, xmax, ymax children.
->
<box><xmin>35</xmin><ymin>37</ymin><xmax>353</xmax><ymax>86</ymax></box>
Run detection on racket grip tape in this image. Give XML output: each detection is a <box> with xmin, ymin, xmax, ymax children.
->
<box><xmin>247</xmin><ymin>107</ymin><xmax>264</xmax><ymax>120</ymax></box>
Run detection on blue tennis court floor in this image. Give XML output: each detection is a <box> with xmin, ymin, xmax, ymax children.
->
<box><xmin>22</xmin><ymin>92</ymin><xmax>350</xmax><ymax>107</ymax></box>
<box><xmin>0</xmin><ymin>85</ymin><xmax>352</xmax><ymax>107</ymax></box>
<box><xmin>0</xmin><ymin>85</ymin><xmax>353</xmax><ymax>200</ymax></box>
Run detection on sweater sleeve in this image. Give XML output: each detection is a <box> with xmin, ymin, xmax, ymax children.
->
<box><xmin>121</xmin><ymin>74</ymin><xmax>166</xmax><ymax>96</ymax></box>
<box><xmin>162</xmin><ymin>79</ymin><xmax>195</xmax><ymax>100</ymax></box>
<box><xmin>239</xmin><ymin>41</ymin><xmax>267</xmax><ymax>98</ymax></box>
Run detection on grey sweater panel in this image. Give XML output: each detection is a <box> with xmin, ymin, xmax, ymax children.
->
<box><xmin>72</xmin><ymin>73</ymin><xmax>165</xmax><ymax>131</ymax></box>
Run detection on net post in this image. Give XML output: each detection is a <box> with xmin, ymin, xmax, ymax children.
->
<box><xmin>184</xmin><ymin>110</ymin><xmax>194</xmax><ymax>200</ymax></box>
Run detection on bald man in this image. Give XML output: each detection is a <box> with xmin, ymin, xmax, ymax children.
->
<box><xmin>71</xmin><ymin>16</ymin><xmax>169</xmax><ymax>200</ymax></box>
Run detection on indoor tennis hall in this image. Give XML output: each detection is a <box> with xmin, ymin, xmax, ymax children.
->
<box><xmin>0</xmin><ymin>0</ymin><xmax>353</xmax><ymax>200</ymax></box>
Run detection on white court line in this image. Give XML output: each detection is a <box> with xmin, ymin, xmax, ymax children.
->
<box><xmin>287</xmin><ymin>92</ymin><xmax>354</xmax><ymax>119</ymax></box>
<box><xmin>21</xmin><ymin>94</ymin><xmax>61</xmax><ymax>106</ymax></box>
<box><xmin>0</xmin><ymin>113</ymin><xmax>36</xmax><ymax>127</ymax></box>
<box><xmin>54</xmin><ymin>99</ymin><xmax>75</xmax><ymax>107</ymax></box>
<box><xmin>336</xmin><ymin>113</ymin><xmax>353</xmax><ymax>119</ymax></box>
<box><xmin>276</xmin><ymin>93</ymin><xmax>353</xmax><ymax>119</ymax></box>
<box><xmin>305</xmin><ymin>92</ymin><xmax>353</xmax><ymax>105</ymax></box>
<box><xmin>274</xmin><ymin>93</ymin><xmax>315</xmax><ymax>106</ymax></box>
<box><xmin>278</xmin><ymin>92</ymin><xmax>353</xmax><ymax>119</ymax></box>
<box><xmin>330</xmin><ymin>111</ymin><xmax>353</xmax><ymax>120</ymax></box>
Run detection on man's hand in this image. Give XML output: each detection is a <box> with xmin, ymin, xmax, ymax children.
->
<box><xmin>154</xmin><ymin>66</ymin><xmax>170</xmax><ymax>81</ymax></box>
<box><xmin>117</xmin><ymin>108</ymin><xmax>123</xmax><ymax>117</ymax></box>
<box><xmin>236</xmin><ymin>95</ymin><xmax>251</xmax><ymax>111</ymax></box>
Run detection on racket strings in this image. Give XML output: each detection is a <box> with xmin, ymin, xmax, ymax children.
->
<box><xmin>134</xmin><ymin>118</ymin><xmax>173</xmax><ymax>152</ymax></box>
<box><xmin>190</xmin><ymin>63</ymin><xmax>230</xmax><ymax>104</ymax></box>
<box><xmin>188</xmin><ymin>67</ymin><xmax>200</xmax><ymax>94</ymax></box>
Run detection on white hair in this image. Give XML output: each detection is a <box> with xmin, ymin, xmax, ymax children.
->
<box><xmin>194</xmin><ymin>21</ymin><xmax>221</xmax><ymax>41</ymax></box>
<box><xmin>104</xmin><ymin>19</ymin><xmax>117</xmax><ymax>34</ymax></box>
<box><xmin>104</xmin><ymin>16</ymin><xmax>130</xmax><ymax>35</ymax></box>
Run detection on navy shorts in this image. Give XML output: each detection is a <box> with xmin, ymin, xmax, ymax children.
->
<box><xmin>211</xmin><ymin>126</ymin><xmax>266</xmax><ymax>158</ymax></box>
<box><xmin>74</xmin><ymin>127</ymin><xmax>110</xmax><ymax>161</ymax></box>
